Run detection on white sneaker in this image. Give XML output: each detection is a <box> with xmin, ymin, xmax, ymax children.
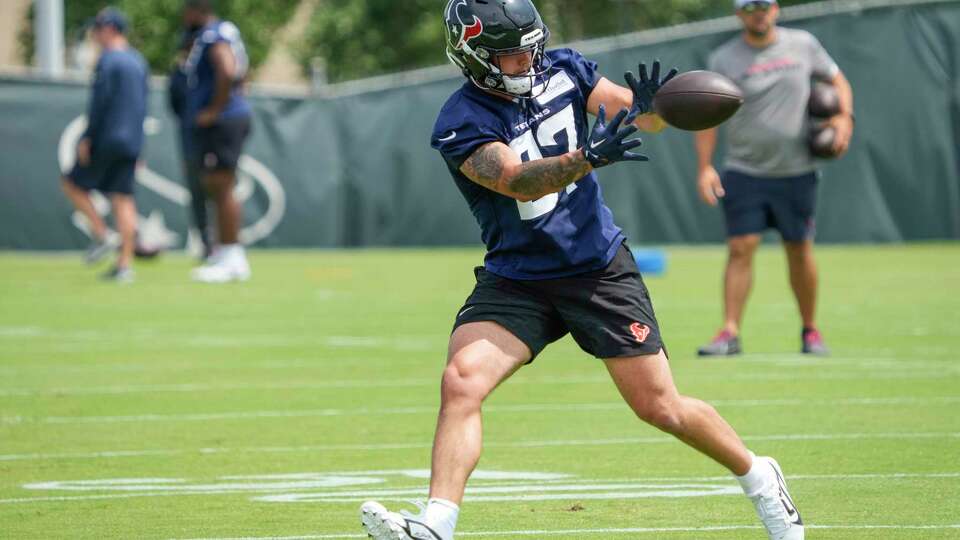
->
<box><xmin>360</xmin><ymin>501</ymin><xmax>444</xmax><ymax>540</ymax></box>
<box><xmin>750</xmin><ymin>457</ymin><xmax>804</xmax><ymax>540</ymax></box>
<box><xmin>190</xmin><ymin>256</ymin><xmax>250</xmax><ymax>283</ymax></box>
<box><xmin>84</xmin><ymin>233</ymin><xmax>119</xmax><ymax>265</ymax></box>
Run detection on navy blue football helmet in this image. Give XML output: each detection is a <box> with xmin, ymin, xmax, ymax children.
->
<box><xmin>443</xmin><ymin>0</ymin><xmax>552</xmax><ymax>97</ymax></box>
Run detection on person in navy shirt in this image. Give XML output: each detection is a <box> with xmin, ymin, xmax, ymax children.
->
<box><xmin>61</xmin><ymin>7</ymin><xmax>148</xmax><ymax>282</ymax></box>
<box><xmin>360</xmin><ymin>2</ymin><xmax>804</xmax><ymax>540</ymax></box>
<box><xmin>168</xmin><ymin>29</ymin><xmax>211</xmax><ymax>260</ymax></box>
<box><xmin>182</xmin><ymin>0</ymin><xmax>253</xmax><ymax>283</ymax></box>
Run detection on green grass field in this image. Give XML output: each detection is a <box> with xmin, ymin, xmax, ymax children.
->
<box><xmin>1</xmin><ymin>244</ymin><xmax>958</xmax><ymax>539</ymax></box>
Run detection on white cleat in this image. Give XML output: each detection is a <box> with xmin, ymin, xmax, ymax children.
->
<box><xmin>190</xmin><ymin>258</ymin><xmax>251</xmax><ymax>283</ymax></box>
<box><xmin>750</xmin><ymin>457</ymin><xmax>804</xmax><ymax>540</ymax></box>
<box><xmin>360</xmin><ymin>501</ymin><xmax>443</xmax><ymax>540</ymax></box>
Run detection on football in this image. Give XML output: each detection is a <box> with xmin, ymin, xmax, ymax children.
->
<box><xmin>808</xmin><ymin>80</ymin><xmax>841</xmax><ymax>118</ymax></box>
<box><xmin>809</xmin><ymin>123</ymin><xmax>839</xmax><ymax>159</ymax></box>
<box><xmin>652</xmin><ymin>70</ymin><xmax>744</xmax><ymax>131</ymax></box>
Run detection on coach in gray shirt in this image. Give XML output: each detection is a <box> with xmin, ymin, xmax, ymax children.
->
<box><xmin>694</xmin><ymin>0</ymin><xmax>853</xmax><ymax>356</ymax></box>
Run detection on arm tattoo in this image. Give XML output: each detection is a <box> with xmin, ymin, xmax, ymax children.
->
<box><xmin>462</xmin><ymin>143</ymin><xmax>591</xmax><ymax>200</ymax></box>
<box><xmin>510</xmin><ymin>152</ymin><xmax>591</xmax><ymax>198</ymax></box>
<box><xmin>462</xmin><ymin>144</ymin><xmax>505</xmax><ymax>190</ymax></box>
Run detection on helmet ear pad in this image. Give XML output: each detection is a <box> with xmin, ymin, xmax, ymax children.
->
<box><xmin>443</xmin><ymin>0</ymin><xmax>551</xmax><ymax>97</ymax></box>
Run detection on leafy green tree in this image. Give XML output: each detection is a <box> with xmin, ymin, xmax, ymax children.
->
<box><xmin>21</xmin><ymin>0</ymin><xmax>822</xmax><ymax>81</ymax></box>
<box><xmin>298</xmin><ymin>0</ymin><xmax>822</xmax><ymax>84</ymax></box>
<box><xmin>20</xmin><ymin>0</ymin><xmax>299</xmax><ymax>74</ymax></box>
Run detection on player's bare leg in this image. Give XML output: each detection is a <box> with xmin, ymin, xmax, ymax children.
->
<box><xmin>110</xmin><ymin>194</ymin><xmax>137</xmax><ymax>270</ymax></box>
<box><xmin>205</xmin><ymin>169</ymin><xmax>240</xmax><ymax>245</ymax></box>
<box><xmin>724</xmin><ymin>233</ymin><xmax>761</xmax><ymax>335</ymax></box>
<box><xmin>606</xmin><ymin>349</ymin><xmax>751</xmax><ymax>472</ymax></box>
<box><xmin>61</xmin><ymin>178</ymin><xmax>108</xmax><ymax>241</ymax></box>
<box><xmin>785</xmin><ymin>239</ymin><xmax>827</xmax><ymax>354</ymax></box>
<box><xmin>784</xmin><ymin>240</ymin><xmax>817</xmax><ymax>328</ymax></box>
<box><xmin>429</xmin><ymin>321</ymin><xmax>530</xmax><ymax>502</ymax></box>
<box><xmin>605</xmin><ymin>349</ymin><xmax>803</xmax><ymax>539</ymax></box>
<box><xmin>192</xmin><ymin>169</ymin><xmax>249</xmax><ymax>282</ymax></box>
<box><xmin>361</xmin><ymin>321</ymin><xmax>529</xmax><ymax>539</ymax></box>
<box><xmin>700</xmin><ymin>233</ymin><xmax>759</xmax><ymax>355</ymax></box>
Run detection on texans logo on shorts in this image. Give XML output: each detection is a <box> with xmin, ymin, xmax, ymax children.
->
<box><xmin>630</xmin><ymin>322</ymin><xmax>651</xmax><ymax>343</ymax></box>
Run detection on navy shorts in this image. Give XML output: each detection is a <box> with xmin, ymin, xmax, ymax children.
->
<box><xmin>65</xmin><ymin>156</ymin><xmax>137</xmax><ymax>195</ymax></box>
<box><xmin>453</xmin><ymin>243</ymin><xmax>665</xmax><ymax>361</ymax></box>
<box><xmin>720</xmin><ymin>169</ymin><xmax>818</xmax><ymax>242</ymax></box>
<box><xmin>195</xmin><ymin>116</ymin><xmax>251</xmax><ymax>172</ymax></box>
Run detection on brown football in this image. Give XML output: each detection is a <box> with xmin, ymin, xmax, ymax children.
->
<box><xmin>652</xmin><ymin>70</ymin><xmax>744</xmax><ymax>131</ymax></box>
<box><xmin>808</xmin><ymin>123</ymin><xmax>840</xmax><ymax>159</ymax></box>
<box><xmin>808</xmin><ymin>80</ymin><xmax>841</xmax><ymax>118</ymax></box>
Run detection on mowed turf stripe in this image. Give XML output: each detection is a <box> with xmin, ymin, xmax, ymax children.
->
<box><xmin>1</xmin><ymin>361</ymin><xmax>957</xmax><ymax>396</ymax></box>
<box><xmin>0</xmin><ymin>351</ymin><xmax>955</xmax><ymax>375</ymax></box>
<box><xmin>5</xmin><ymin>396</ymin><xmax>959</xmax><ymax>425</ymax></box>
<box><xmin>176</xmin><ymin>523</ymin><xmax>960</xmax><ymax>539</ymax></box>
<box><xmin>2</xmin><ymin>432</ymin><xmax>958</xmax><ymax>462</ymax></box>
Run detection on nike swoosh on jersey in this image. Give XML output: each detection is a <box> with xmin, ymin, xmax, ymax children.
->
<box><xmin>438</xmin><ymin>131</ymin><xmax>457</xmax><ymax>142</ymax></box>
<box><xmin>458</xmin><ymin>306</ymin><xmax>475</xmax><ymax>318</ymax></box>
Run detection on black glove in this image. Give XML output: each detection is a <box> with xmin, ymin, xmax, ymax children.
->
<box><xmin>624</xmin><ymin>60</ymin><xmax>678</xmax><ymax>118</ymax></box>
<box><xmin>582</xmin><ymin>104</ymin><xmax>648</xmax><ymax>168</ymax></box>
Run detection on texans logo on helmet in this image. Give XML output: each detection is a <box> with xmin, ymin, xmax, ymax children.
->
<box><xmin>447</xmin><ymin>0</ymin><xmax>484</xmax><ymax>50</ymax></box>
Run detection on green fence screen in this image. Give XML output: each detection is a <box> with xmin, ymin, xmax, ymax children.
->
<box><xmin>1</xmin><ymin>0</ymin><xmax>957</xmax><ymax>249</ymax></box>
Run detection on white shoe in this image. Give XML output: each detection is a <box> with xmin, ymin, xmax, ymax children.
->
<box><xmin>749</xmin><ymin>457</ymin><xmax>804</xmax><ymax>540</ymax></box>
<box><xmin>84</xmin><ymin>233</ymin><xmax>119</xmax><ymax>265</ymax></box>
<box><xmin>190</xmin><ymin>256</ymin><xmax>250</xmax><ymax>283</ymax></box>
<box><xmin>360</xmin><ymin>501</ymin><xmax>444</xmax><ymax>540</ymax></box>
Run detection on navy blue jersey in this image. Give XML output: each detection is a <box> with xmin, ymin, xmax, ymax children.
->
<box><xmin>431</xmin><ymin>48</ymin><xmax>624</xmax><ymax>280</ymax></box>
<box><xmin>183</xmin><ymin>20</ymin><xmax>251</xmax><ymax>124</ymax></box>
<box><xmin>167</xmin><ymin>63</ymin><xmax>197</xmax><ymax>159</ymax></box>
<box><xmin>83</xmin><ymin>47</ymin><xmax>148</xmax><ymax>159</ymax></box>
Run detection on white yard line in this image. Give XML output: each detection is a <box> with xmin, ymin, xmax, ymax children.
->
<box><xmin>4</xmin><ymin>471</ymin><xmax>959</xmax><ymax>505</ymax></box>
<box><xmin>1</xmin><ymin>432</ymin><xmax>958</xmax><ymax>463</ymax></box>
<box><xmin>5</xmin><ymin>396</ymin><xmax>958</xmax><ymax>425</ymax></box>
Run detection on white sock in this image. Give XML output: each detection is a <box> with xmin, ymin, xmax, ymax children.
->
<box><xmin>424</xmin><ymin>498</ymin><xmax>459</xmax><ymax>540</ymax></box>
<box><xmin>220</xmin><ymin>243</ymin><xmax>245</xmax><ymax>261</ymax></box>
<box><xmin>735</xmin><ymin>452</ymin><xmax>770</xmax><ymax>497</ymax></box>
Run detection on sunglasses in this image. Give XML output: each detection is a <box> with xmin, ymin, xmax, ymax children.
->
<box><xmin>741</xmin><ymin>1</ymin><xmax>772</xmax><ymax>13</ymax></box>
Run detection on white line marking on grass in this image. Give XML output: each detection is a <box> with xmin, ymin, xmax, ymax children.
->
<box><xmin>7</xmin><ymin>396</ymin><xmax>958</xmax><ymax>425</ymax></box>
<box><xmin>6</xmin><ymin>471</ymin><xmax>959</xmax><ymax>505</ymax></box>
<box><xmin>176</xmin><ymin>524</ymin><xmax>960</xmax><ymax>539</ymax></box>
<box><xmin>252</xmin><ymin>483</ymin><xmax>742</xmax><ymax>503</ymax></box>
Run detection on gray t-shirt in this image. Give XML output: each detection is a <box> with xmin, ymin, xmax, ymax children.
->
<box><xmin>708</xmin><ymin>27</ymin><xmax>839</xmax><ymax>177</ymax></box>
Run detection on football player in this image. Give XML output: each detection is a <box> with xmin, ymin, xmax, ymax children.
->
<box><xmin>182</xmin><ymin>0</ymin><xmax>253</xmax><ymax>282</ymax></box>
<box><xmin>361</xmin><ymin>1</ymin><xmax>803</xmax><ymax>539</ymax></box>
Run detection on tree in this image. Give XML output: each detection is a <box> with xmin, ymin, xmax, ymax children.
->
<box><xmin>20</xmin><ymin>0</ymin><xmax>299</xmax><ymax>75</ymax></box>
<box><xmin>298</xmin><ymin>0</ymin><xmax>822</xmax><ymax>84</ymax></box>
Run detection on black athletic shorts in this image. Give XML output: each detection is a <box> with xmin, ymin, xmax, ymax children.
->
<box><xmin>453</xmin><ymin>242</ymin><xmax>665</xmax><ymax>361</ymax></box>
<box><xmin>195</xmin><ymin>116</ymin><xmax>251</xmax><ymax>172</ymax></box>
<box><xmin>65</xmin><ymin>155</ymin><xmax>137</xmax><ymax>195</ymax></box>
<box><xmin>720</xmin><ymin>169</ymin><xmax>818</xmax><ymax>242</ymax></box>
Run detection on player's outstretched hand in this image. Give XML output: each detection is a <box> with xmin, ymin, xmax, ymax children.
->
<box><xmin>582</xmin><ymin>104</ymin><xmax>648</xmax><ymax>168</ymax></box>
<box><xmin>625</xmin><ymin>60</ymin><xmax>678</xmax><ymax>119</ymax></box>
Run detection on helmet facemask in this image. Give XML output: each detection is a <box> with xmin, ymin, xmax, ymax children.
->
<box><xmin>444</xmin><ymin>0</ymin><xmax>552</xmax><ymax>99</ymax></box>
